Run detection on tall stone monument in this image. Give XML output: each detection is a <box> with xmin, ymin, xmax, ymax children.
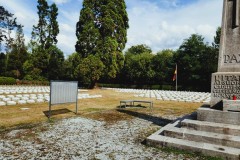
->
<box><xmin>211</xmin><ymin>0</ymin><xmax>240</xmax><ymax>106</ymax></box>
<box><xmin>147</xmin><ymin>2</ymin><xmax>240</xmax><ymax>158</ymax></box>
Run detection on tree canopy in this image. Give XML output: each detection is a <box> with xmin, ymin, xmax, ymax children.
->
<box><xmin>76</xmin><ymin>0</ymin><xmax>129</xmax><ymax>82</ymax></box>
<box><xmin>173</xmin><ymin>34</ymin><xmax>218</xmax><ymax>91</ymax></box>
<box><xmin>31</xmin><ymin>0</ymin><xmax>59</xmax><ymax>50</ymax></box>
<box><xmin>27</xmin><ymin>0</ymin><xmax>62</xmax><ymax>81</ymax></box>
<box><xmin>0</xmin><ymin>6</ymin><xmax>19</xmax><ymax>52</ymax></box>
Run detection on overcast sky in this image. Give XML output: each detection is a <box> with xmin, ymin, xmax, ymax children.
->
<box><xmin>1</xmin><ymin>0</ymin><xmax>223</xmax><ymax>57</ymax></box>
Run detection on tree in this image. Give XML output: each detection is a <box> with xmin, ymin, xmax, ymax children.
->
<box><xmin>7</xmin><ymin>25</ymin><xmax>28</xmax><ymax>79</ymax></box>
<box><xmin>0</xmin><ymin>52</ymin><xmax>6</xmax><ymax>76</ymax></box>
<box><xmin>23</xmin><ymin>46</ymin><xmax>49</xmax><ymax>80</ymax></box>
<box><xmin>30</xmin><ymin>0</ymin><xmax>60</xmax><ymax>80</ymax></box>
<box><xmin>23</xmin><ymin>59</ymin><xmax>44</xmax><ymax>81</ymax></box>
<box><xmin>152</xmin><ymin>49</ymin><xmax>174</xmax><ymax>84</ymax></box>
<box><xmin>174</xmin><ymin>34</ymin><xmax>206</xmax><ymax>90</ymax></box>
<box><xmin>0</xmin><ymin>6</ymin><xmax>18</xmax><ymax>52</ymax></box>
<box><xmin>62</xmin><ymin>52</ymin><xmax>81</xmax><ymax>80</ymax></box>
<box><xmin>46</xmin><ymin>3</ymin><xmax>59</xmax><ymax>49</ymax></box>
<box><xmin>31</xmin><ymin>0</ymin><xmax>49</xmax><ymax>49</ymax></box>
<box><xmin>76</xmin><ymin>0</ymin><xmax>129</xmax><ymax>79</ymax></box>
<box><xmin>31</xmin><ymin>0</ymin><xmax>59</xmax><ymax>50</ymax></box>
<box><xmin>125</xmin><ymin>44</ymin><xmax>152</xmax><ymax>56</ymax></box>
<box><xmin>121</xmin><ymin>44</ymin><xmax>154</xmax><ymax>85</ymax></box>
<box><xmin>212</xmin><ymin>27</ymin><xmax>221</xmax><ymax>49</ymax></box>
<box><xmin>174</xmin><ymin>34</ymin><xmax>218</xmax><ymax>91</ymax></box>
<box><xmin>124</xmin><ymin>52</ymin><xmax>154</xmax><ymax>84</ymax></box>
<box><xmin>75</xmin><ymin>1</ymin><xmax>100</xmax><ymax>58</ymax></box>
<box><xmin>48</xmin><ymin>45</ymin><xmax>64</xmax><ymax>80</ymax></box>
<box><xmin>74</xmin><ymin>55</ymin><xmax>104</xmax><ymax>88</ymax></box>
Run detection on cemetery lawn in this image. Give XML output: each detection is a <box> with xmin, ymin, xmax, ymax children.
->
<box><xmin>0</xmin><ymin>89</ymin><xmax>201</xmax><ymax>130</ymax></box>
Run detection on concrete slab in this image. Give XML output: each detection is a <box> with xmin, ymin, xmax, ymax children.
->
<box><xmin>146</xmin><ymin>134</ymin><xmax>240</xmax><ymax>160</ymax></box>
<box><xmin>181</xmin><ymin>119</ymin><xmax>240</xmax><ymax>136</ymax></box>
<box><xmin>164</xmin><ymin>127</ymin><xmax>240</xmax><ymax>148</ymax></box>
<box><xmin>223</xmin><ymin>100</ymin><xmax>240</xmax><ymax>112</ymax></box>
<box><xmin>197</xmin><ymin>108</ymin><xmax>240</xmax><ymax>125</ymax></box>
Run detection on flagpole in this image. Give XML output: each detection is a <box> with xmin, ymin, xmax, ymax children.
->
<box><xmin>176</xmin><ymin>64</ymin><xmax>177</xmax><ymax>91</ymax></box>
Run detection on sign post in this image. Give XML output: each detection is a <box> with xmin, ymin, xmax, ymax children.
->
<box><xmin>49</xmin><ymin>81</ymin><xmax>78</xmax><ymax>118</ymax></box>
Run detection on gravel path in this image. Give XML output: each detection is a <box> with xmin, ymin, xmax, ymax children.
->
<box><xmin>0</xmin><ymin>117</ymin><xmax>201</xmax><ymax>160</ymax></box>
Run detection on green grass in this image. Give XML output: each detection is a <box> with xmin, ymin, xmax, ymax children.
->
<box><xmin>83</xmin><ymin>107</ymin><xmax>107</xmax><ymax>112</ymax></box>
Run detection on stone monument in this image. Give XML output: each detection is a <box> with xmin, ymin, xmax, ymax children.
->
<box><xmin>211</xmin><ymin>0</ymin><xmax>240</xmax><ymax>107</ymax></box>
<box><xmin>147</xmin><ymin>1</ymin><xmax>240</xmax><ymax>158</ymax></box>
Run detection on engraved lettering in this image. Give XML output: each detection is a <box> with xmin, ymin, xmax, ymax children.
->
<box><xmin>212</xmin><ymin>74</ymin><xmax>240</xmax><ymax>99</ymax></box>
<box><xmin>224</xmin><ymin>55</ymin><xmax>230</xmax><ymax>63</ymax></box>
<box><xmin>231</xmin><ymin>54</ymin><xmax>238</xmax><ymax>63</ymax></box>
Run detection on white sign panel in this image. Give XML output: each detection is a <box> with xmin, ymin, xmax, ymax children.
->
<box><xmin>50</xmin><ymin>81</ymin><xmax>78</xmax><ymax>105</ymax></box>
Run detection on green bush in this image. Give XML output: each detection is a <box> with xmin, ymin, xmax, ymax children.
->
<box><xmin>0</xmin><ymin>77</ymin><xmax>16</xmax><ymax>85</ymax></box>
<box><xmin>17</xmin><ymin>80</ymin><xmax>49</xmax><ymax>86</ymax></box>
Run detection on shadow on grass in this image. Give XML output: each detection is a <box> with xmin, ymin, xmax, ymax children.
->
<box><xmin>116</xmin><ymin>108</ymin><xmax>172</xmax><ymax>126</ymax></box>
<box><xmin>117</xmin><ymin>106</ymin><xmax>198</xmax><ymax>127</ymax></box>
<box><xmin>43</xmin><ymin>108</ymin><xmax>73</xmax><ymax>117</ymax></box>
<box><xmin>174</xmin><ymin>111</ymin><xmax>197</xmax><ymax>122</ymax></box>
<box><xmin>117</xmin><ymin>105</ymin><xmax>147</xmax><ymax>109</ymax></box>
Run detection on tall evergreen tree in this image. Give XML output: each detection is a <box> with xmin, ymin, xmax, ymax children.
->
<box><xmin>0</xmin><ymin>6</ymin><xmax>18</xmax><ymax>53</ymax></box>
<box><xmin>31</xmin><ymin>0</ymin><xmax>49</xmax><ymax>49</ymax></box>
<box><xmin>7</xmin><ymin>25</ymin><xmax>28</xmax><ymax>79</ymax></box>
<box><xmin>30</xmin><ymin>0</ymin><xmax>60</xmax><ymax>80</ymax></box>
<box><xmin>31</xmin><ymin>0</ymin><xmax>59</xmax><ymax>50</ymax></box>
<box><xmin>46</xmin><ymin>3</ymin><xmax>59</xmax><ymax>49</ymax></box>
<box><xmin>76</xmin><ymin>0</ymin><xmax>129</xmax><ymax>79</ymax></box>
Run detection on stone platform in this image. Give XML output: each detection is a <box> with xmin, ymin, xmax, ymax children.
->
<box><xmin>198</xmin><ymin>107</ymin><xmax>240</xmax><ymax>125</ymax></box>
<box><xmin>146</xmin><ymin>107</ymin><xmax>240</xmax><ymax>159</ymax></box>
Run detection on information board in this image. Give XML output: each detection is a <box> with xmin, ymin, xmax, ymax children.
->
<box><xmin>50</xmin><ymin>81</ymin><xmax>78</xmax><ymax>105</ymax></box>
<box><xmin>49</xmin><ymin>81</ymin><xmax>78</xmax><ymax>117</ymax></box>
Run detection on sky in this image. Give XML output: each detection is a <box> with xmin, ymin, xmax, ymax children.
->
<box><xmin>1</xmin><ymin>0</ymin><xmax>223</xmax><ymax>57</ymax></box>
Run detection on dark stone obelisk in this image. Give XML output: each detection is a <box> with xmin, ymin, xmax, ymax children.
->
<box><xmin>211</xmin><ymin>0</ymin><xmax>240</xmax><ymax>106</ymax></box>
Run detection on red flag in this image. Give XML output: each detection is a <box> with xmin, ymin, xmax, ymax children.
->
<box><xmin>172</xmin><ymin>67</ymin><xmax>177</xmax><ymax>81</ymax></box>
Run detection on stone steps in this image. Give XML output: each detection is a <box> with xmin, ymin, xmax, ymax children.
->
<box><xmin>146</xmin><ymin>120</ymin><xmax>240</xmax><ymax>159</ymax></box>
<box><xmin>181</xmin><ymin>119</ymin><xmax>240</xmax><ymax>136</ymax></box>
<box><xmin>147</xmin><ymin>134</ymin><xmax>240</xmax><ymax>160</ymax></box>
<box><xmin>164</xmin><ymin>127</ymin><xmax>240</xmax><ymax>148</ymax></box>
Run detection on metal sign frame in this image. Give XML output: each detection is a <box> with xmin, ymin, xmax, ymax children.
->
<box><xmin>49</xmin><ymin>81</ymin><xmax>78</xmax><ymax>117</ymax></box>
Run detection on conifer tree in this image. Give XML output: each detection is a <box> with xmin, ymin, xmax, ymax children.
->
<box><xmin>31</xmin><ymin>0</ymin><xmax>59</xmax><ymax>50</ymax></box>
<box><xmin>30</xmin><ymin>0</ymin><xmax>60</xmax><ymax>80</ymax></box>
<box><xmin>46</xmin><ymin>3</ymin><xmax>59</xmax><ymax>49</ymax></box>
<box><xmin>76</xmin><ymin>0</ymin><xmax>129</xmax><ymax>79</ymax></box>
<box><xmin>31</xmin><ymin>0</ymin><xmax>49</xmax><ymax>49</ymax></box>
<box><xmin>7</xmin><ymin>25</ymin><xmax>28</xmax><ymax>79</ymax></box>
<box><xmin>0</xmin><ymin>6</ymin><xmax>18</xmax><ymax>52</ymax></box>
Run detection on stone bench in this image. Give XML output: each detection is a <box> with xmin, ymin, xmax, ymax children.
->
<box><xmin>120</xmin><ymin>100</ymin><xmax>153</xmax><ymax>109</ymax></box>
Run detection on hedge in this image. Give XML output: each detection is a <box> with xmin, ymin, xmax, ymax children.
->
<box><xmin>0</xmin><ymin>77</ymin><xmax>16</xmax><ymax>85</ymax></box>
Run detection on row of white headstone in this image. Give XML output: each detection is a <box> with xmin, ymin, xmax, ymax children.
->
<box><xmin>113</xmin><ymin>88</ymin><xmax>211</xmax><ymax>104</ymax></box>
<box><xmin>0</xmin><ymin>86</ymin><xmax>50</xmax><ymax>94</ymax></box>
<box><xmin>78</xmin><ymin>93</ymin><xmax>102</xmax><ymax>99</ymax></box>
<box><xmin>0</xmin><ymin>93</ymin><xmax>102</xmax><ymax>106</ymax></box>
<box><xmin>0</xmin><ymin>86</ymin><xmax>102</xmax><ymax>106</ymax></box>
<box><xmin>0</xmin><ymin>93</ymin><xmax>49</xmax><ymax>106</ymax></box>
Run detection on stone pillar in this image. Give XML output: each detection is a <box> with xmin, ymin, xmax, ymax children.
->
<box><xmin>211</xmin><ymin>0</ymin><xmax>240</xmax><ymax>106</ymax></box>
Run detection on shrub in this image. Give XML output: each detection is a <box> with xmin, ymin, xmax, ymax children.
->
<box><xmin>0</xmin><ymin>77</ymin><xmax>16</xmax><ymax>85</ymax></box>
